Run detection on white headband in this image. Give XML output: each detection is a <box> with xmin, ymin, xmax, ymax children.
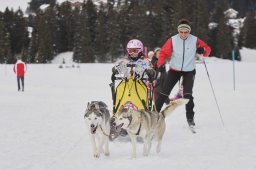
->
<box><xmin>177</xmin><ymin>24</ymin><xmax>191</xmax><ymax>33</ymax></box>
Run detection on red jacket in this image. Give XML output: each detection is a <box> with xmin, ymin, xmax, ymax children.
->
<box><xmin>157</xmin><ymin>36</ymin><xmax>211</xmax><ymax>68</ymax></box>
<box><xmin>14</xmin><ymin>60</ymin><xmax>26</xmax><ymax>77</ymax></box>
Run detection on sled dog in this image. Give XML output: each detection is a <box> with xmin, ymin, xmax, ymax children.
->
<box><xmin>114</xmin><ymin>98</ymin><xmax>188</xmax><ymax>158</ymax></box>
<box><xmin>84</xmin><ymin>101</ymin><xmax>110</xmax><ymax>158</ymax></box>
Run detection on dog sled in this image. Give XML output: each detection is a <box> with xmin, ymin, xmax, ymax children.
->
<box><xmin>110</xmin><ymin>60</ymin><xmax>154</xmax><ymax>113</ymax></box>
<box><xmin>109</xmin><ymin>60</ymin><xmax>155</xmax><ymax>140</ymax></box>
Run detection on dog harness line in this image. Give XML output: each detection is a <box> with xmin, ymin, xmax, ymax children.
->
<box><xmin>99</xmin><ymin>125</ymin><xmax>110</xmax><ymax>137</ymax></box>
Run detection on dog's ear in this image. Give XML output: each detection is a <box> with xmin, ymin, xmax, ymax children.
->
<box><xmin>86</xmin><ymin>102</ymin><xmax>90</xmax><ymax>111</ymax></box>
<box><xmin>91</xmin><ymin>103</ymin><xmax>100</xmax><ymax>111</ymax></box>
<box><xmin>87</xmin><ymin>102</ymin><xmax>90</xmax><ymax>108</ymax></box>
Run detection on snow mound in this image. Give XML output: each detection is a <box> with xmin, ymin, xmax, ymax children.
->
<box><xmin>240</xmin><ymin>48</ymin><xmax>256</xmax><ymax>62</ymax></box>
<box><xmin>51</xmin><ymin>52</ymin><xmax>75</xmax><ymax>64</ymax></box>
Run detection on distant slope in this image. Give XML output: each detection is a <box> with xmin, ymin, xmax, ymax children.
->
<box><xmin>51</xmin><ymin>52</ymin><xmax>75</xmax><ymax>64</ymax></box>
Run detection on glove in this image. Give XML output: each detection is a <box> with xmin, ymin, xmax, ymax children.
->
<box><xmin>145</xmin><ymin>69</ymin><xmax>156</xmax><ymax>82</ymax></box>
<box><xmin>158</xmin><ymin>65</ymin><xmax>166</xmax><ymax>73</ymax></box>
<box><xmin>196</xmin><ymin>47</ymin><xmax>204</xmax><ymax>54</ymax></box>
<box><xmin>112</xmin><ymin>67</ymin><xmax>118</xmax><ymax>74</ymax></box>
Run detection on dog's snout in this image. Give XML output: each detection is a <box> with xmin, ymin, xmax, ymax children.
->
<box><xmin>112</xmin><ymin>122</ymin><xmax>116</xmax><ymax>127</ymax></box>
<box><xmin>91</xmin><ymin>124</ymin><xmax>95</xmax><ymax>128</ymax></box>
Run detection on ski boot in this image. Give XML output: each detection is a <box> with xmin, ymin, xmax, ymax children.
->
<box><xmin>187</xmin><ymin>119</ymin><xmax>195</xmax><ymax>127</ymax></box>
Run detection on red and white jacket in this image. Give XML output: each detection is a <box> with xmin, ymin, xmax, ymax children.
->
<box><xmin>157</xmin><ymin>34</ymin><xmax>211</xmax><ymax>72</ymax></box>
<box><xmin>14</xmin><ymin>60</ymin><xmax>26</xmax><ymax>77</ymax></box>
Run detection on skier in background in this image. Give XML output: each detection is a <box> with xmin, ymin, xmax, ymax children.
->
<box><xmin>14</xmin><ymin>58</ymin><xmax>26</xmax><ymax>92</ymax></box>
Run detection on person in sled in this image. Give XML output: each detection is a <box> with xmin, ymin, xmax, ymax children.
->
<box><xmin>155</xmin><ymin>18</ymin><xmax>211</xmax><ymax>127</ymax></box>
<box><xmin>110</xmin><ymin>39</ymin><xmax>156</xmax><ymax>139</ymax></box>
<box><xmin>111</xmin><ymin>39</ymin><xmax>155</xmax><ymax>82</ymax></box>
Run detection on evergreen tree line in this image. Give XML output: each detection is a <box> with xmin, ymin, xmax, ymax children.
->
<box><xmin>0</xmin><ymin>0</ymin><xmax>255</xmax><ymax>64</ymax></box>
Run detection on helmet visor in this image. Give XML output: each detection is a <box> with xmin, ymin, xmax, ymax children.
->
<box><xmin>127</xmin><ymin>48</ymin><xmax>141</xmax><ymax>55</ymax></box>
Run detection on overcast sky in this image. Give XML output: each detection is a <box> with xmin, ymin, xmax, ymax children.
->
<box><xmin>0</xmin><ymin>0</ymin><xmax>31</xmax><ymax>12</ymax></box>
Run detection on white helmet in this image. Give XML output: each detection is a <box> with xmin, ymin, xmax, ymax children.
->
<box><xmin>126</xmin><ymin>39</ymin><xmax>144</xmax><ymax>60</ymax></box>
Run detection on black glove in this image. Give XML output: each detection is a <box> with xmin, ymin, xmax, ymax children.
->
<box><xmin>112</xmin><ymin>67</ymin><xmax>118</xmax><ymax>74</ymax></box>
<box><xmin>158</xmin><ymin>65</ymin><xmax>166</xmax><ymax>73</ymax></box>
<box><xmin>145</xmin><ymin>69</ymin><xmax>156</xmax><ymax>82</ymax></box>
<box><xmin>111</xmin><ymin>67</ymin><xmax>118</xmax><ymax>82</ymax></box>
<box><xmin>196</xmin><ymin>47</ymin><xmax>204</xmax><ymax>54</ymax></box>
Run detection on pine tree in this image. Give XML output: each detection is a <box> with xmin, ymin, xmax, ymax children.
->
<box><xmin>36</xmin><ymin>11</ymin><xmax>54</xmax><ymax>63</ymax></box>
<box><xmin>118</xmin><ymin>1</ymin><xmax>131</xmax><ymax>51</ymax></box>
<box><xmin>243</xmin><ymin>11</ymin><xmax>256</xmax><ymax>49</ymax></box>
<box><xmin>95</xmin><ymin>3</ymin><xmax>109</xmax><ymax>62</ymax></box>
<box><xmin>0</xmin><ymin>19</ymin><xmax>5</xmax><ymax>63</ymax></box>
<box><xmin>216</xmin><ymin>16</ymin><xmax>234</xmax><ymax>59</ymax></box>
<box><xmin>159</xmin><ymin>0</ymin><xmax>176</xmax><ymax>43</ymax></box>
<box><xmin>210</xmin><ymin>0</ymin><xmax>234</xmax><ymax>58</ymax></box>
<box><xmin>3</xmin><ymin>8</ymin><xmax>16</xmax><ymax>63</ymax></box>
<box><xmin>58</xmin><ymin>1</ymin><xmax>74</xmax><ymax>52</ymax></box>
<box><xmin>3</xmin><ymin>32</ymin><xmax>12</xmax><ymax>64</ymax></box>
<box><xmin>138</xmin><ymin>1</ymin><xmax>161</xmax><ymax>50</ymax></box>
<box><xmin>27</xmin><ymin>13</ymin><xmax>39</xmax><ymax>63</ymax></box>
<box><xmin>73</xmin><ymin>7</ymin><xmax>82</xmax><ymax>63</ymax></box>
<box><xmin>12</xmin><ymin>9</ymin><xmax>29</xmax><ymax>58</ymax></box>
<box><xmin>191</xmin><ymin>0</ymin><xmax>210</xmax><ymax>41</ymax></box>
<box><xmin>107</xmin><ymin>4</ymin><xmax>122</xmax><ymax>61</ymax></box>
<box><xmin>85</xmin><ymin>0</ymin><xmax>97</xmax><ymax>56</ymax></box>
<box><xmin>73</xmin><ymin>4</ymin><xmax>94</xmax><ymax>63</ymax></box>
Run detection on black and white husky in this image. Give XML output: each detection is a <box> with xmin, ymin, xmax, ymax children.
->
<box><xmin>84</xmin><ymin>101</ymin><xmax>110</xmax><ymax>158</ymax></box>
<box><xmin>114</xmin><ymin>98</ymin><xmax>188</xmax><ymax>158</ymax></box>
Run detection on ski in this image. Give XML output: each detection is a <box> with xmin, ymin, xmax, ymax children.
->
<box><xmin>188</xmin><ymin>125</ymin><xmax>196</xmax><ymax>134</ymax></box>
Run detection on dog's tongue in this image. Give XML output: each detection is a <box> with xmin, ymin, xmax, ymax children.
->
<box><xmin>115</xmin><ymin>123</ymin><xmax>123</xmax><ymax>133</ymax></box>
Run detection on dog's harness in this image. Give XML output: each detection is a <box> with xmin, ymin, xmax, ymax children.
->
<box><xmin>99</xmin><ymin>125</ymin><xmax>110</xmax><ymax>137</ymax></box>
<box><xmin>127</xmin><ymin>110</ymin><xmax>142</xmax><ymax>136</ymax></box>
<box><xmin>135</xmin><ymin>121</ymin><xmax>142</xmax><ymax>136</ymax></box>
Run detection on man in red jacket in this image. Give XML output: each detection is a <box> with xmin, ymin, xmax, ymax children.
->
<box><xmin>155</xmin><ymin>19</ymin><xmax>211</xmax><ymax>127</ymax></box>
<box><xmin>13</xmin><ymin>59</ymin><xmax>26</xmax><ymax>91</ymax></box>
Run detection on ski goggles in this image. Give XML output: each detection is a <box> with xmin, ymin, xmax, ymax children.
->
<box><xmin>127</xmin><ymin>48</ymin><xmax>141</xmax><ymax>55</ymax></box>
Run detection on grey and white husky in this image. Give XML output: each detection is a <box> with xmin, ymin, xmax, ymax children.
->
<box><xmin>84</xmin><ymin>101</ymin><xmax>110</xmax><ymax>158</ymax></box>
<box><xmin>114</xmin><ymin>98</ymin><xmax>188</xmax><ymax>158</ymax></box>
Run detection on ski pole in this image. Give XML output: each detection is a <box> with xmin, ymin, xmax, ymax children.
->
<box><xmin>202</xmin><ymin>58</ymin><xmax>224</xmax><ymax>126</ymax></box>
<box><xmin>232</xmin><ymin>50</ymin><xmax>236</xmax><ymax>91</ymax></box>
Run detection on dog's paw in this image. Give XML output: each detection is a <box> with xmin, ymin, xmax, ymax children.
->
<box><xmin>94</xmin><ymin>153</ymin><xmax>100</xmax><ymax>158</ymax></box>
<box><xmin>93</xmin><ymin>151</ymin><xmax>100</xmax><ymax>158</ymax></box>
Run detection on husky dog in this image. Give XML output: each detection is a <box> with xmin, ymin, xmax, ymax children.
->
<box><xmin>84</xmin><ymin>101</ymin><xmax>110</xmax><ymax>158</ymax></box>
<box><xmin>114</xmin><ymin>98</ymin><xmax>188</xmax><ymax>158</ymax></box>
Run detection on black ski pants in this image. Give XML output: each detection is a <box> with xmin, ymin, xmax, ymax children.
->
<box><xmin>155</xmin><ymin>69</ymin><xmax>196</xmax><ymax>121</ymax></box>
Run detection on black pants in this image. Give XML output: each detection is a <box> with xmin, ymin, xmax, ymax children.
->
<box><xmin>155</xmin><ymin>69</ymin><xmax>196</xmax><ymax>120</ymax></box>
<box><xmin>17</xmin><ymin>76</ymin><xmax>24</xmax><ymax>91</ymax></box>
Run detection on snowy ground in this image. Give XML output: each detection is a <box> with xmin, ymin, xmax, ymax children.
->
<box><xmin>1</xmin><ymin>52</ymin><xmax>256</xmax><ymax>170</ymax></box>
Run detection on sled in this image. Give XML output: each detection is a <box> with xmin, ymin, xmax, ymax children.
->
<box><xmin>110</xmin><ymin>60</ymin><xmax>154</xmax><ymax>115</ymax></box>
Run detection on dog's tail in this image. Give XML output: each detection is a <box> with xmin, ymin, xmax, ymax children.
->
<box><xmin>160</xmin><ymin>98</ymin><xmax>189</xmax><ymax>118</ymax></box>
